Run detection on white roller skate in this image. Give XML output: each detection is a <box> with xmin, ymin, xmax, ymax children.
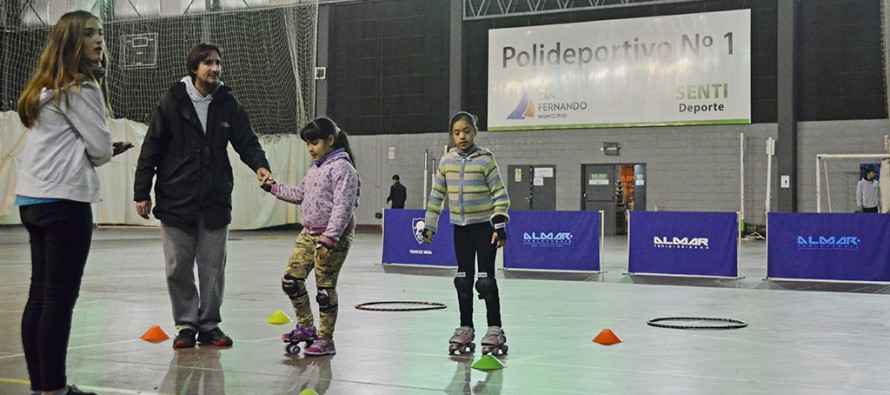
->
<box><xmin>448</xmin><ymin>326</ymin><xmax>475</xmax><ymax>355</ymax></box>
<box><xmin>480</xmin><ymin>326</ymin><xmax>507</xmax><ymax>356</ymax></box>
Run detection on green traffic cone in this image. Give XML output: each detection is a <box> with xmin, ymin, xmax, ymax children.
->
<box><xmin>471</xmin><ymin>354</ymin><xmax>506</xmax><ymax>371</ymax></box>
<box><xmin>266</xmin><ymin>310</ymin><xmax>293</xmax><ymax>325</ymax></box>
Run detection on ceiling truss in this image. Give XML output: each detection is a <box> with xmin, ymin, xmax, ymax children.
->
<box><xmin>464</xmin><ymin>0</ymin><xmax>701</xmax><ymax>20</ymax></box>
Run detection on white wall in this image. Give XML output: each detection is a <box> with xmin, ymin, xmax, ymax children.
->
<box><xmin>3</xmin><ymin>113</ymin><xmax>885</xmax><ymax>228</ymax></box>
<box><xmin>349</xmin><ymin>120</ymin><xmax>890</xmax><ymax>227</ymax></box>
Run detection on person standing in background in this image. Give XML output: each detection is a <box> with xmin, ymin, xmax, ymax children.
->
<box><xmin>856</xmin><ymin>168</ymin><xmax>881</xmax><ymax>213</ymax></box>
<box><xmin>386</xmin><ymin>174</ymin><xmax>407</xmax><ymax>209</ymax></box>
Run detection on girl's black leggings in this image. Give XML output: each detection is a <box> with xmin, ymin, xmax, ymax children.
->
<box><xmin>453</xmin><ymin>222</ymin><xmax>501</xmax><ymax>328</ymax></box>
<box><xmin>20</xmin><ymin>200</ymin><xmax>93</xmax><ymax>391</ymax></box>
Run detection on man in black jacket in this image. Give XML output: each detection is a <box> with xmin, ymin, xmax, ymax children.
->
<box><xmin>134</xmin><ymin>43</ymin><xmax>271</xmax><ymax>349</ymax></box>
<box><xmin>386</xmin><ymin>174</ymin><xmax>407</xmax><ymax>209</ymax></box>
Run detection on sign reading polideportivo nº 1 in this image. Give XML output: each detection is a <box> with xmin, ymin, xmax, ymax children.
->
<box><xmin>487</xmin><ymin>9</ymin><xmax>751</xmax><ymax>131</ymax></box>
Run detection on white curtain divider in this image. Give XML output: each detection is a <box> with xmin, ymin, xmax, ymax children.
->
<box><xmin>0</xmin><ymin>110</ymin><xmax>306</xmax><ymax>229</ymax></box>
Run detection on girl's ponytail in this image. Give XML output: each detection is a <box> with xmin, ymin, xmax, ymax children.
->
<box><xmin>299</xmin><ymin>117</ymin><xmax>356</xmax><ymax>168</ymax></box>
<box><xmin>335</xmin><ymin>129</ymin><xmax>356</xmax><ymax>168</ymax></box>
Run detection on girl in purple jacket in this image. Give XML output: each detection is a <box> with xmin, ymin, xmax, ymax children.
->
<box><xmin>262</xmin><ymin>117</ymin><xmax>360</xmax><ymax>356</ymax></box>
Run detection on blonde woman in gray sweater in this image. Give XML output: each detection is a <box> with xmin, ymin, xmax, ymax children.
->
<box><xmin>15</xmin><ymin>10</ymin><xmax>130</xmax><ymax>395</ymax></box>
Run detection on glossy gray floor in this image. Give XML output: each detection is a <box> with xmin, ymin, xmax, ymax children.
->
<box><xmin>1</xmin><ymin>226</ymin><xmax>890</xmax><ymax>395</ymax></box>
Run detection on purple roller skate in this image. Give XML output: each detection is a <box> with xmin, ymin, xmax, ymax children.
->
<box><xmin>283</xmin><ymin>324</ymin><xmax>317</xmax><ymax>355</ymax></box>
<box><xmin>304</xmin><ymin>337</ymin><xmax>336</xmax><ymax>356</ymax></box>
<box><xmin>480</xmin><ymin>326</ymin><xmax>507</xmax><ymax>356</ymax></box>
<box><xmin>448</xmin><ymin>326</ymin><xmax>475</xmax><ymax>355</ymax></box>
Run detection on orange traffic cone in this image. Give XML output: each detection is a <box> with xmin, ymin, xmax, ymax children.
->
<box><xmin>592</xmin><ymin>328</ymin><xmax>621</xmax><ymax>345</ymax></box>
<box><xmin>141</xmin><ymin>325</ymin><xmax>170</xmax><ymax>342</ymax></box>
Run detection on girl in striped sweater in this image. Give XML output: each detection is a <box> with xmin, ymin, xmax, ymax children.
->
<box><xmin>423</xmin><ymin>111</ymin><xmax>511</xmax><ymax>356</ymax></box>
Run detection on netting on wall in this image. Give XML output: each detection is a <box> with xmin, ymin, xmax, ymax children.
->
<box><xmin>1</xmin><ymin>4</ymin><xmax>317</xmax><ymax>135</ymax></box>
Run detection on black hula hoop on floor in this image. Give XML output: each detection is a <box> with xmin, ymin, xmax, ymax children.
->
<box><xmin>355</xmin><ymin>301</ymin><xmax>447</xmax><ymax>312</ymax></box>
<box><xmin>647</xmin><ymin>317</ymin><xmax>747</xmax><ymax>330</ymax></box>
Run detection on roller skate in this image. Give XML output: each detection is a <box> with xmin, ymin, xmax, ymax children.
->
<box><xmin>480</xmin><ymin>326</ymin><xmax>507</xmax><ymax>356</ymax></box>
<box><xmin>282</xmin><ymin>324</ymin><xmax>317</xmax><ymax>355</ymax></box>
<box><xmin>448</xmin><ymin>326</ymin><xmax>475</xmax><ymax>355</ymax></box>
<box><xmin>304</xmin><ymin>337</ymin><xmax>336</xmax><ymax>356</ymax></box>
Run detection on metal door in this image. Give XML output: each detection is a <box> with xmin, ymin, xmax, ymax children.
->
<box><xmin>582</xmin><ymin>164</ymin><xmax>616</xmax><ymax>235</ymax></box>
<box><xmin>507</xmin><ymin>165</ymin><xmax>556</xmax><ymax>210</ymax></box>
<box><xmin>508</xmin><ymin>165</ymin><xmax>532</xmax><ymax>210</ymax></box>
<box><xmin>633</xmin><ymin>164</ymin><xmax>647</xmax><ymax>211</ymax></box>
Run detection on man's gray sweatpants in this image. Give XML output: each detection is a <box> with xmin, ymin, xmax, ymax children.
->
<box><xmin>161</xmin><ymin>219</ymin><xmax>228</xmax><ymax>332</ymax></box>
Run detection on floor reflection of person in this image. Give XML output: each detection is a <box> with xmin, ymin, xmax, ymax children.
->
<box><xmin>284</xmin><ymin>358</ymin><xmax>332</xmax><ymax>394</ymax></box>
<box><xmin>158</xmin><ymin>349</ymin><xmax>225</xmax><ymax>395</ymax></box>
<box><xmin>443</xmin><ymin>358</ymin><xmax>472</xmax><ymax>395</ymax></box>
<box><xmin>442</xmin><ymin>358</ymin><xmax>504</xmax><ymax>395</ymax></box>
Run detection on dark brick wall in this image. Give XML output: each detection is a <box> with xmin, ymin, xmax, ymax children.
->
<box><xmin>798</xmin><ymin>0</ymin><xmax>886</xmax><ymax>121</ymax></box>
<box><xmin>329</xmin><ymin>0</ymin><xmax>450</xmax><ymax>135</ymax></box>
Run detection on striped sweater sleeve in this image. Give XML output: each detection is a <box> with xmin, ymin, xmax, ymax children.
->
<box><xmin>485</xmin><ymin>157</ymin><xmax>510</xmax><ymax>224</ymax></box>
<box><xmin>423</xmin><ymin>157</ymin><xmax>449</xmax><ymax>233</ymax></box>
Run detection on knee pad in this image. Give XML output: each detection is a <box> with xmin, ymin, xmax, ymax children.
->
<box><xmin>475</xmin><ymin>277</ymin><xmax>498</xmax><ymax>301</ymax></box>
<box><xmin>281</xmin><ymin>275</ymin><xmax>307</xmax><ymax>297</ymax></box>
<box><xmin>315</xmin><ymin>288</ymin><xmax>332</xmax><ymax>308</ymax></box>
<box><xmin>454</xmin><ymin>275</ymin><xmax>474</xmax><ymax>298</ymax></box>
<box><xmin>317</xmin><ymin>288</ymin><xmax>338</xmax><ymax>313</ymax></box>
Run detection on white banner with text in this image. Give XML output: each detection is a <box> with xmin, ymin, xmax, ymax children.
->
<box><xmin>487</xmin><ymin>10</ymin><xmax>751</xmax><ymax>131</ymax></box>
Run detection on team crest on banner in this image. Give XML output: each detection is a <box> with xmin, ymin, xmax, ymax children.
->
<box><xmin>412</xmin><ymin>218</ymin><xmax>426</xmax><ymax>244</ymax></box>
<box><xmin>383</xmin><ymin>209</ymin><xmax>457</xmax><ymax>267</ymax></box>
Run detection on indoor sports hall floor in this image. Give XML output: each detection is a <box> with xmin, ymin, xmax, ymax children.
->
<box><xmin>1</xmin><ymin>226</ymin><xmax>890</xmax><ymax>395</ymax></box>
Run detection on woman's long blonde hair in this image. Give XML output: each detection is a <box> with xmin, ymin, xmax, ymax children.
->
<box><xmin>17</xmin><ymin>10</ymin><xmax>111</xmax><ymax>128</ymax></box>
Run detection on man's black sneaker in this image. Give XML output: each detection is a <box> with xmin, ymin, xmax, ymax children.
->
<box><xmin>173</xmin><ymin>328</ymin><xmax>197</xmax><ymax>349</ymax></box>
<box><xmin>197</xmin><ymin>327</ymin><xmax>233</xmax><ymax>346</ymax></box>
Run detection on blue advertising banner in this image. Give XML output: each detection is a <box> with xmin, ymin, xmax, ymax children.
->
<box><xmin>628</xmin><ymin>211</ymin><xmax>738</xmax><ymax>277</ymax></box>
<box><xmin>504</xmin><ymin>211</ymin><xmax>601</xmax><ymax>271</ymax></box>
<box><xmin>767</xmin><ymin>213</ymin><xmax>890</xmax><ymax>281</ymax></box>
<box><xmin>382</xmin><ymin>209</ymin><xmax>456</xmax><ymax>267</ymax></box>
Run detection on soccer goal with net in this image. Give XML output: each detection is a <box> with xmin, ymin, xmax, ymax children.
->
<box><xmin>816</xmin><ymin>153</ymin><xmax>890</xmax><ymax>213</ymax></box>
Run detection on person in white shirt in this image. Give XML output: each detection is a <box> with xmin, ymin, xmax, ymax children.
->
<box><xmin>856</xmin><ymin>168</ymin><xmax>881</xmax><ymax>213</ymax></box>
